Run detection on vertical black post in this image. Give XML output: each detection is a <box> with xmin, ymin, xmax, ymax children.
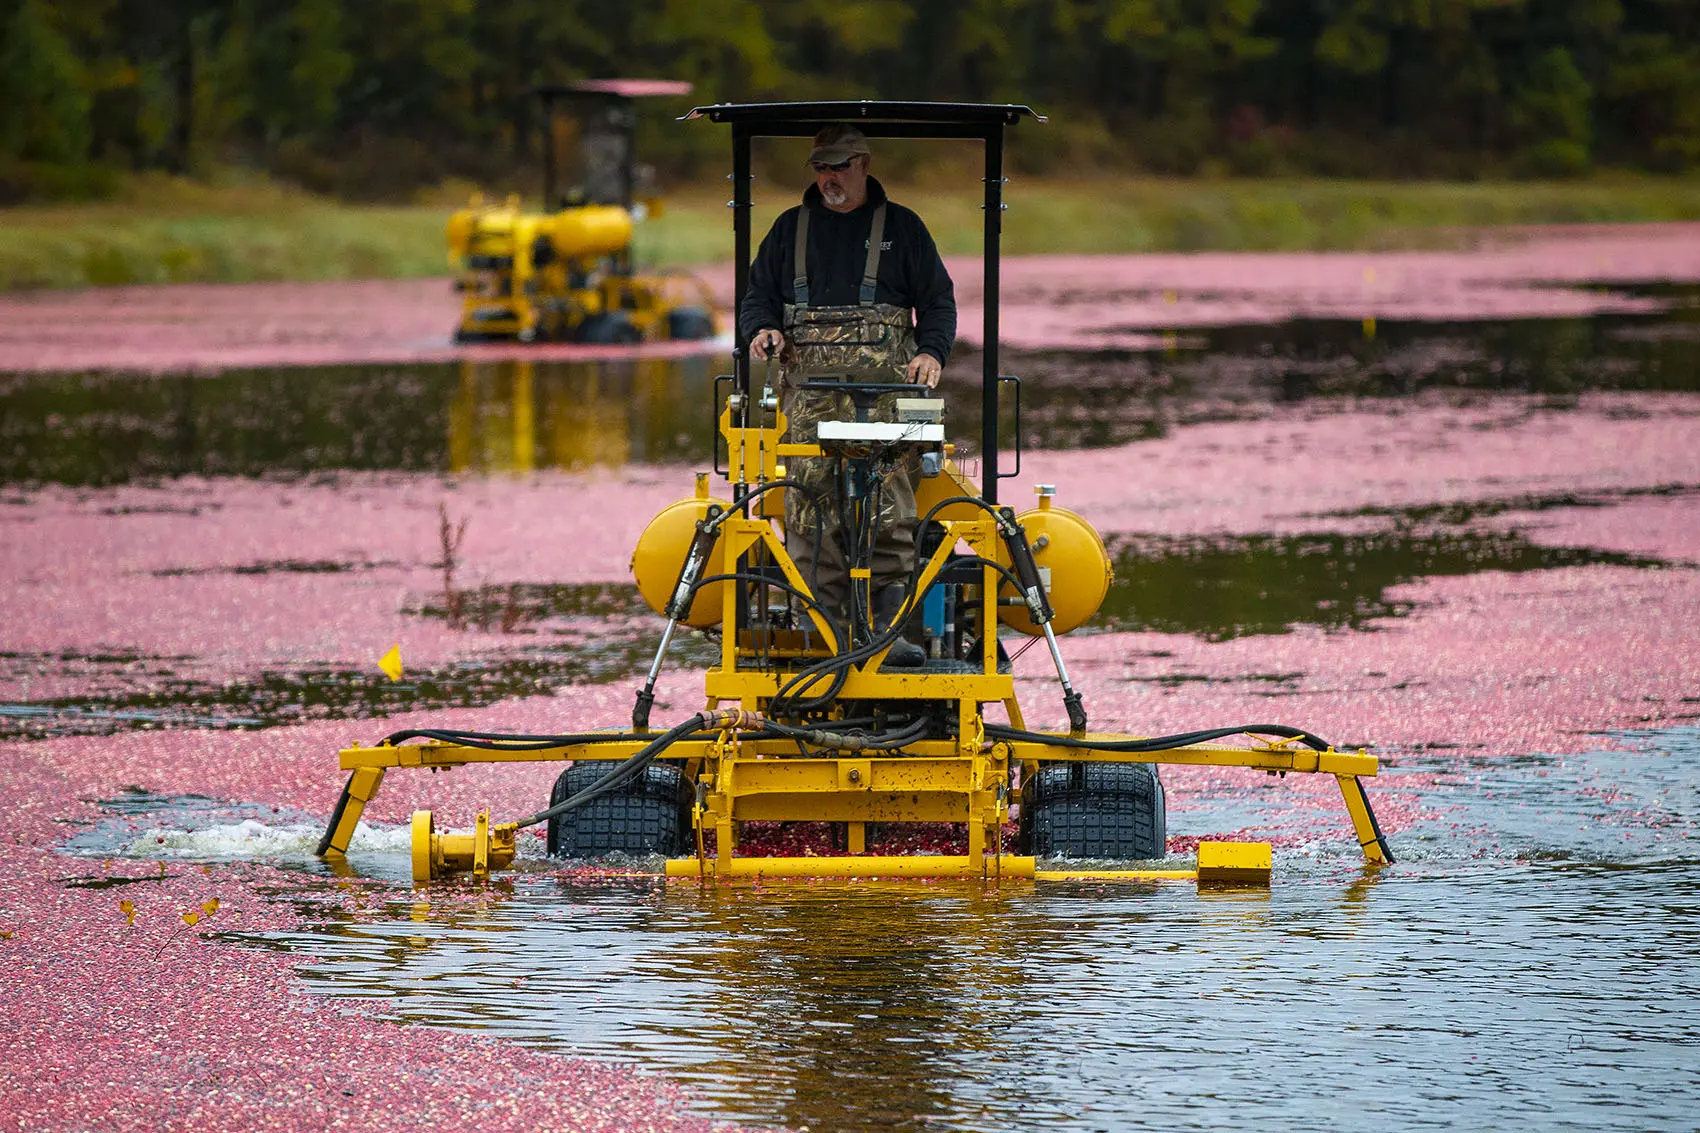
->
<box><xmin>731</xmin><ymin>123</ymin><xmax>753</xmax><ymax>516</ymax></box>
<box><xmin>540</xmin><ymin>93</ymin><xmax>555</xmax><ymax>210</ymax></box>
<box><xmin>620</xmin><ymin>97</ymin><xmax>636</xmax><ymax>211</ymax></box>
<box><xmin>732</xmin><ymin>123</ymin><xmax>753</xmax><ymax>404</ymax></box>
<box><xmin>728</xmin><ymin>122</ymin><xmax>755</xmax><ymax>633</ymax></box>
<box><xmin>981</xmin><ymin>126</ymin><xmax>1004</xmax><ymax>504</ymax></box>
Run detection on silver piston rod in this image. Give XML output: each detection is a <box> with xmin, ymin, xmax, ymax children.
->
<box><xmin>998</xmin><ymin>507</ymin><xmax>1089</xmax><ymax>734</ymax></box>
<box><xmin>632</xmin><ymin>506</ymin><xmax>723</xmax><ymax>731</ymax></box>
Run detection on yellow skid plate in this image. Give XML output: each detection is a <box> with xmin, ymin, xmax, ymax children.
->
<box><xmin>666</xmin><ymin>855</ymin><xmax>1037</xmax><ymax>879</ymax></box>
<box><xmin>664</xmin><ymin>841</ymin><xmax>1273</xmax><ymax>885</ymax></box>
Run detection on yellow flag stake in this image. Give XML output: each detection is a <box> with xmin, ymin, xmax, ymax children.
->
<box><xmin>378</xmin><ymin>645</ymin><xmax>403</xmax><ymax>682</ymax></box>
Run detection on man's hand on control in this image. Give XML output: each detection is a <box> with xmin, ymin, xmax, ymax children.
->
<box><xmin>749</xmin><ymin>328</ymin><xmax>785</xmax><ymax>361</ymax></box>
<box><xmin>907</xmin><ymin>352</ymin><xmax>942</xmax><ymax>389</ymax></box>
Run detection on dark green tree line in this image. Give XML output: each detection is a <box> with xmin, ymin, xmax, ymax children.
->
<box><xmin>2</xmin><ymin>0</ymin><xmax>1696</xmax><ymax>201</ymax></box>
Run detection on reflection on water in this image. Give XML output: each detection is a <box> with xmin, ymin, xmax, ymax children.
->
<box><xmin>0</xmin><ymin>357</ymin><xmax>720</xmax><ymax>485</ymax></box>
<box><xmin>448</xmin><ymin>358</ymin><xmax>715</xmax><ymax>474</ymax></box>
<box><xmin>4</xmin><ymin>289</ymin><xmax>1700</xmax><ymax>484</ymax></box>
<box><xmin>249</xmin><ymin>730</ymin><xmax>1700</xmax><ymax>1132</ymax></box>
<box><xmin>954</xmin><ymin>289</ymin><xmax>1700</xmax><ymax>453</ymax></box>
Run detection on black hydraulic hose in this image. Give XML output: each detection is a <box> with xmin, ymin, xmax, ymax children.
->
<box><xmin>509</xmin><ymin>710</ymin><xmax>763</xmax><ymax>830</ymax></box>
<box><xmin>948</xmin><ymin>555</ymin><xmax>1027</xmax><ymax>593</ymax></box>
<box><xmin>692</xmin><ymin>570</ymin><xmax>847</xmax><ymax>650</ymax></box>
<box><xmin>768</xmin><ymin>555</ymin><xmax>1029</xmax><ymax>715</ymax></box>
<box><xmin>890</xmin><ymin>493</ymin><xmax>1004</xmax><ymax>625</ymax></box>
<box><xmin>1343</xmin><ymin>773</ymin><xmax>1396</xmax><ymax>863</ymax></box>
<box><xmin>760</xmin><ymin>715</ymin><xmax>932</xmax><ymax>753</ymax></box>
<box><xmin>508</xmin><ymin>717</ymin><xmax>701</xmax><ymax>830</ymax></box>
<box><xmin>772</xmin><ymin>614</ymin><xmax>907</xmax><ymax>710</ymax></box>
<box><xmin>730</xmin><ymin>478</ymin><xmax>815</xmax><ymax>520</ymax></box>
<box><xmin>381</xmin><ymin>727</ymin><xmax>654</xmax><ymax>751</ymax></box>
<box><xmin>983</xmin><ymin>722</ymin><xmax>1336</xmax><ymax>753</ymax></box>
<box><xmin>856</xmin><ymin>464</ymin><xmax>885</xmax><ymax>640</ymax></box>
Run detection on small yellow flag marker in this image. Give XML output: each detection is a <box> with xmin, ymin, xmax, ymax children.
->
<box><xmin>182</xmin><ymin>899</ymin><xmax>219</xmax><ymax>927</ymax></box>
<box><xmin>378</xmin><ymin>645</ymin><xmax>403</xmax><ymax>682</ymax></box>
<box><xmin>153</xmin><ymin>897</ymin><xmax>223</xmax><ymax>955</ymax></box>
<box><xmin>120</xmin><ymin>899</ymin><xmax>137</xmax><ymax>925</ymax></box>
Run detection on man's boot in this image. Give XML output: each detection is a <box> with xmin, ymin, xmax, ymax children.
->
<box><xmin>873</xmin><ymin>584</ymin><xmax>926</xmax><ymax>668</ymax></box>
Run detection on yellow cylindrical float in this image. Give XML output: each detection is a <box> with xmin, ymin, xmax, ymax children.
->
<box><xmin>998</xmin><ymin>486</ymin><xmax>1113</xmax><ymax>636</ymax></box>
<box><xmin>546</xmin><ymin>205</ymin><xmax>634</xmax><ymax>260</ymax></box>
<box><xmin>630</xmin><ymin>475</ymin><xmax>731</xmax><ymax>628</ymax></box>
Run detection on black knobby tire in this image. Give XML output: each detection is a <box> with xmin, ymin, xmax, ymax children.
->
<box><xmin>546</xmin><ymin>760</ymin><xmax>693</xmax><ymax>858</ymax></box>
<box><xmin>577</xmin><ymin>312</ymin><xmax>642</xmax><ymax>344</ymax></box>
<box><xmin>666</xmin><ymin>307</ymin><xmax>715</xmax><ymax>340</ymax></box>
<box><xmin>1018</xmin><ymin>761</ymin><xmax>1166</xmax><ymax>860</ymax></box>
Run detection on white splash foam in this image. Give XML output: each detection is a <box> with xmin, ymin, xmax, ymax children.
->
<box><xmin>124</xmin><ymin>818</ymin><xmax>412</xmax><ymax>861</ymax></box>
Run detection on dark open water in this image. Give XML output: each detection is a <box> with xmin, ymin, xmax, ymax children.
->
<box><xmin>237</xmin><ymin>729</ymin><xmax>1698</xmax><ymax>1132</ymax></box>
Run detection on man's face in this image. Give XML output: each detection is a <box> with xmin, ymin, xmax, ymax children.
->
<box><xmin>814</xmin><ymin>153</ymin><xmax>869</xmax><ymax>211</ymax></box>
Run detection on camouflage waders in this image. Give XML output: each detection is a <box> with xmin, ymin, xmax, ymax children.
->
<box><xmin>779</xmin><ymin>201</ymin><xmax>920</xmax><ymax>622</ymax></box>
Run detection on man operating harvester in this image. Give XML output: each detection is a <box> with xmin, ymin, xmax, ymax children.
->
<box><xmin>739</xmin><ymin>124</ymin><xmax>957</xmax><ymax>668</ymax></box>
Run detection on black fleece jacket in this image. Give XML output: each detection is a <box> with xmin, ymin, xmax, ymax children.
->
<box><xmin>738</xmin><ymin>176</ymin><xmax>957</xmax><ymax>364</ymax></box>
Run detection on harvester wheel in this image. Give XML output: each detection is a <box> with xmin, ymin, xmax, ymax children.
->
<box><xmin>1018</xmin><ymin>762</ymin><xmax>1166</xmax><ymax>860</ymax></box>
<box><xmin>666</xmin><ymin>307</ymin><xmax>715</xmax><ymax>340</ymax></box>
<box><xmin>545</xmin><ymin>760</ymin><xmax>693</xmax><ymax>858</ymax></box>
<box><xmin>577</xmin><ymin>312</ymin><xmax>642</xmax><ymax>344</ymax></box>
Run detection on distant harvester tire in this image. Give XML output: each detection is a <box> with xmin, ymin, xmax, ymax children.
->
<box><xmin>666</xmin><ymin>307</ymin><xmax>715</xmax><ymax>340</ymax></box>
<box><xmin>576</xmin><ymin>312</ymin><xmax>642</xmax><ymax>344</ymax></box>
<box><xmin>546</xmin><ymin>760</ymin><xmax>693</xmax><ymax>858</ymax></box>
<box><xmin>1018</xmin><ymin>762</ymin><xmax>1166</xmax><ymax>860</ymax></box>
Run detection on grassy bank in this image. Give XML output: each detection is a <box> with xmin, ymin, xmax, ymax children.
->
<box><xmin>5</xmin><ymin>173</ymin><xmax>1700</xmax><ymax>291</ymax></box>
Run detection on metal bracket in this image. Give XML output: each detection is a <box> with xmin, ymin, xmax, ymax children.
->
<box><xmin>996</xmin><ymin>375</ymin><xmax>1022</xmax><ymax>479</ymax></box>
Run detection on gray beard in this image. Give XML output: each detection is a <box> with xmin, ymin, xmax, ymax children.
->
<box><xmin>821</xmin><ymin>183</ymin><xmax>847</xmax><ymax>207</ymax></box>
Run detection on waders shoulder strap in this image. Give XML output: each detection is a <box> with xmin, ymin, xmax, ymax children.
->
<box><xmin>859</xmin><ymin>203</ymin><xmax>887</xmax><ymax>305</ymax></box>
<box><xmin>792</xmin><ymin>206</ymin><xmax>811</xmax><ymax>309</ymax></box>
<box><xmin>791</xmin><ymin>201</ymin><xmax>888</xmax><ymax>310</ymax></box>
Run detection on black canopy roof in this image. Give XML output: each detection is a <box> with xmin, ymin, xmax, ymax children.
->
<box><xmin>682</xmin><ymin>101</ymin><xmax>1044</xmax><ymax>131</ymax></box>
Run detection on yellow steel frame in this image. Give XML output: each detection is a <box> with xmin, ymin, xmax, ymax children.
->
<box><xmin>318</xmin><ymin>380</ymin><xmax>1394</xmax><ymax>880</ymax></box>
<box><xmin>457</xmin><ymin>265</ymin><xmax>686</xmax><ymax>342</ymax></box>
<box><xmin>319</xmin><ymin>732</ymin><xmax>1390</xmax><ymax>873</ymax></box>
<box><xmin>454</xmin><ymin>213</ymin><xmax>716</xmax><ymax>344</ymax></box>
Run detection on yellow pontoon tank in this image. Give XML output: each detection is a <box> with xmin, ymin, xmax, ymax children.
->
<box><xmin>545</xmin><ymin>205</ymin><xmax>634</xmax><ymax>260</ymax></box>
<box><xmin>631</xmin><ymin>474</ymin><xmax>731</xmax><ymax>628</ymax></box>
<box><xmin>998</xmin><ymin>485</ymin><xmax>1113</xmax><ymax>636</ymax></box>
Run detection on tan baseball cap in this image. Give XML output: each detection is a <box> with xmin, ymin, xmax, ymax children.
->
<box><xmin>806</xmin><ymin>124</ymin><xmax>871</xmax><ymax>165</ymax></box>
